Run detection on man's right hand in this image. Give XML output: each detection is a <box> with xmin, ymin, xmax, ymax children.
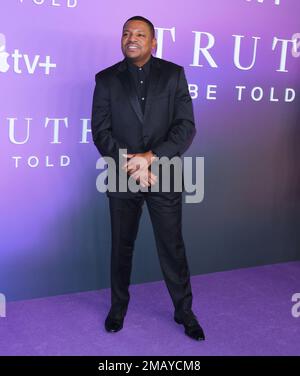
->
<box><xmin>128</xmin><ymin>169</ymin><xmax>157</xmax><ymax>188</ymax></box>
<box><xmin>122</xmin><ymin>152</ymin><xmax>158</xmax><ymax>188</ymax></box>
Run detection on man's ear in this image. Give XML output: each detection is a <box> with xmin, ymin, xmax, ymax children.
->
<box><xmin>152</xmin><ymin>37</ymin><xmax>157</xmax><ymax>51</ymax></box>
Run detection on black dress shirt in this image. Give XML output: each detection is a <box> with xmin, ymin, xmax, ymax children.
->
<box><xmin>126</xmin><ymin>55</ymin><xmax>152</xmax><ymax>114</ymax></box>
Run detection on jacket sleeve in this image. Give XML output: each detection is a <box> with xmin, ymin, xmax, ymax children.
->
<box><xmin>151</xmin><ymin>67</ymin><xmax>196</xmax><ymax>159</ymax></box>
<box><xmin>91</xmin><ymin>74</ymin><xmax>124</xmax><ymax>161</ymax></box>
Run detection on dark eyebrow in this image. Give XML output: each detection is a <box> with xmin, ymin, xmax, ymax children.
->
<box><xmin>123</xmin><ymin>29</ymin><xmax>146</xmax><ymax>33</ymax></box>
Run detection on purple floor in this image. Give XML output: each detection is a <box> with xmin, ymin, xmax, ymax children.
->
<box><xmin>0</xmin><ymin>261</ymin><xmax>299</xmax><ymax>356</ymax></box>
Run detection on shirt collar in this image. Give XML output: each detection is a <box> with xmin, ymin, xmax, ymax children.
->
<box><xmin>126</xmin><ymin>55</ymin><xmax>152</xmax><ymax>76</ymax></box>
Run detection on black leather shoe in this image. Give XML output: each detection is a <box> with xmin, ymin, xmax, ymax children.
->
<box><xmin>105</xmin><ymin>314</ymin><xmax>124</xmax><ymax>333</ymax></box>
<box><xmin>174</xmin><ymin>316</ymin><xmax>205</xmax><ymax>341</ymax></box>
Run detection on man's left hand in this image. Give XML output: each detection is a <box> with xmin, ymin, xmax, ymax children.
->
<box><xmin>122</xmin><ymin>151</ymin><xmax>156</xmax><ymax>174</ymax></box>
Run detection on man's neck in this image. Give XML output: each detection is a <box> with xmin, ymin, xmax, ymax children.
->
<box><xmin>126</xmin><ymin>55</ymin><xmax>152</xmax><ymax>68</ymax></box>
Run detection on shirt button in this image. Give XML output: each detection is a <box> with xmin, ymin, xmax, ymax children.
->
<box><xmin>141</xmin><ymin>97</ymin><xmax>145</xmax><ymax>101</ymax></box>
<box><xmin>139</xmin><ymin>67</ymin><xmax>142</xmax><ymax>71</ymax></box>
<box><xmin>140</xmin><ymin>80</ymin><xmax>143</xmax><ymax>84</ymax></box>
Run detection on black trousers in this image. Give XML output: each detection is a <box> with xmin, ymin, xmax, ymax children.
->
<box><xmin>108</xmin><ymin>191</ymin><xmax>193</xmax><ymax>320</ymax></box>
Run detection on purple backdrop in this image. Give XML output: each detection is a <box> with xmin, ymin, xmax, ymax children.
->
<box><xmin>1</xmin><ymin>0</ymin><xmax>300</xmax><ymax>301</ymax></box>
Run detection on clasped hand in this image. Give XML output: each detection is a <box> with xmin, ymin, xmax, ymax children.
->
<box><xmin>122</xmin><ymin>151</ymin><xmax>157</xmax><ymax>188</ymax></box>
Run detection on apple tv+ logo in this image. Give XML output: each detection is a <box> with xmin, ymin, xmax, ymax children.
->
<box><xmin>0</xmin><ymin>34</ymin><xmax>9</xmax><ymax>73</ymax></box>
<box><xmin>0</xmin><ymin>33</ymin><xmax>57</xmax><ymax>75</ymax></box>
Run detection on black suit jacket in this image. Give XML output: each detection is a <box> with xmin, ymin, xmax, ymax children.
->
<box><xmin>91</xmin><ymin>55</ymin><xmax>196</xmax><ymax>197</ymax></box>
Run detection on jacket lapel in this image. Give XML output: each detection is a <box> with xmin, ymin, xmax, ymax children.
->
<box><xmin>117</xmin><ymin>60</ymin><xmax>144</xmax><ymax>124</ymax></box>
<box><xmin>144</xmin><ymin>58</ymin><xmax>161</xmax><ymax>121</ymax></box>
<box><xmin>116</xmin><ymin>56</ymin><xmax>162</xmax><ymax>125</ymax></box>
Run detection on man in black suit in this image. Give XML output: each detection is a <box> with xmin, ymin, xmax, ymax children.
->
<box><xmin>91</xmin><ymin>16</ymin><xmax>205</xmax><ymax>341</ymax></box>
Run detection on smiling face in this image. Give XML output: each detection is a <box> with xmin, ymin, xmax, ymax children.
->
<box><xmin>121</xmin><ymin>20</ymin><xmax>157</xmax><ymax>67</ymax></box>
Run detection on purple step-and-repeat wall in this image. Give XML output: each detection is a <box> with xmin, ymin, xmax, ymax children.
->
<box><xmin>1</xmin><ymin>0</ymin><xmax>300</xmax><ymax>300</ymax></box>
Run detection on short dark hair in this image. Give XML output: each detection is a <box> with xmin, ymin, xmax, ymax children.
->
<box><xmin>123</xmin><ymin>16</ymin><xmax>155</xmax><ymax>38</ymax></box>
